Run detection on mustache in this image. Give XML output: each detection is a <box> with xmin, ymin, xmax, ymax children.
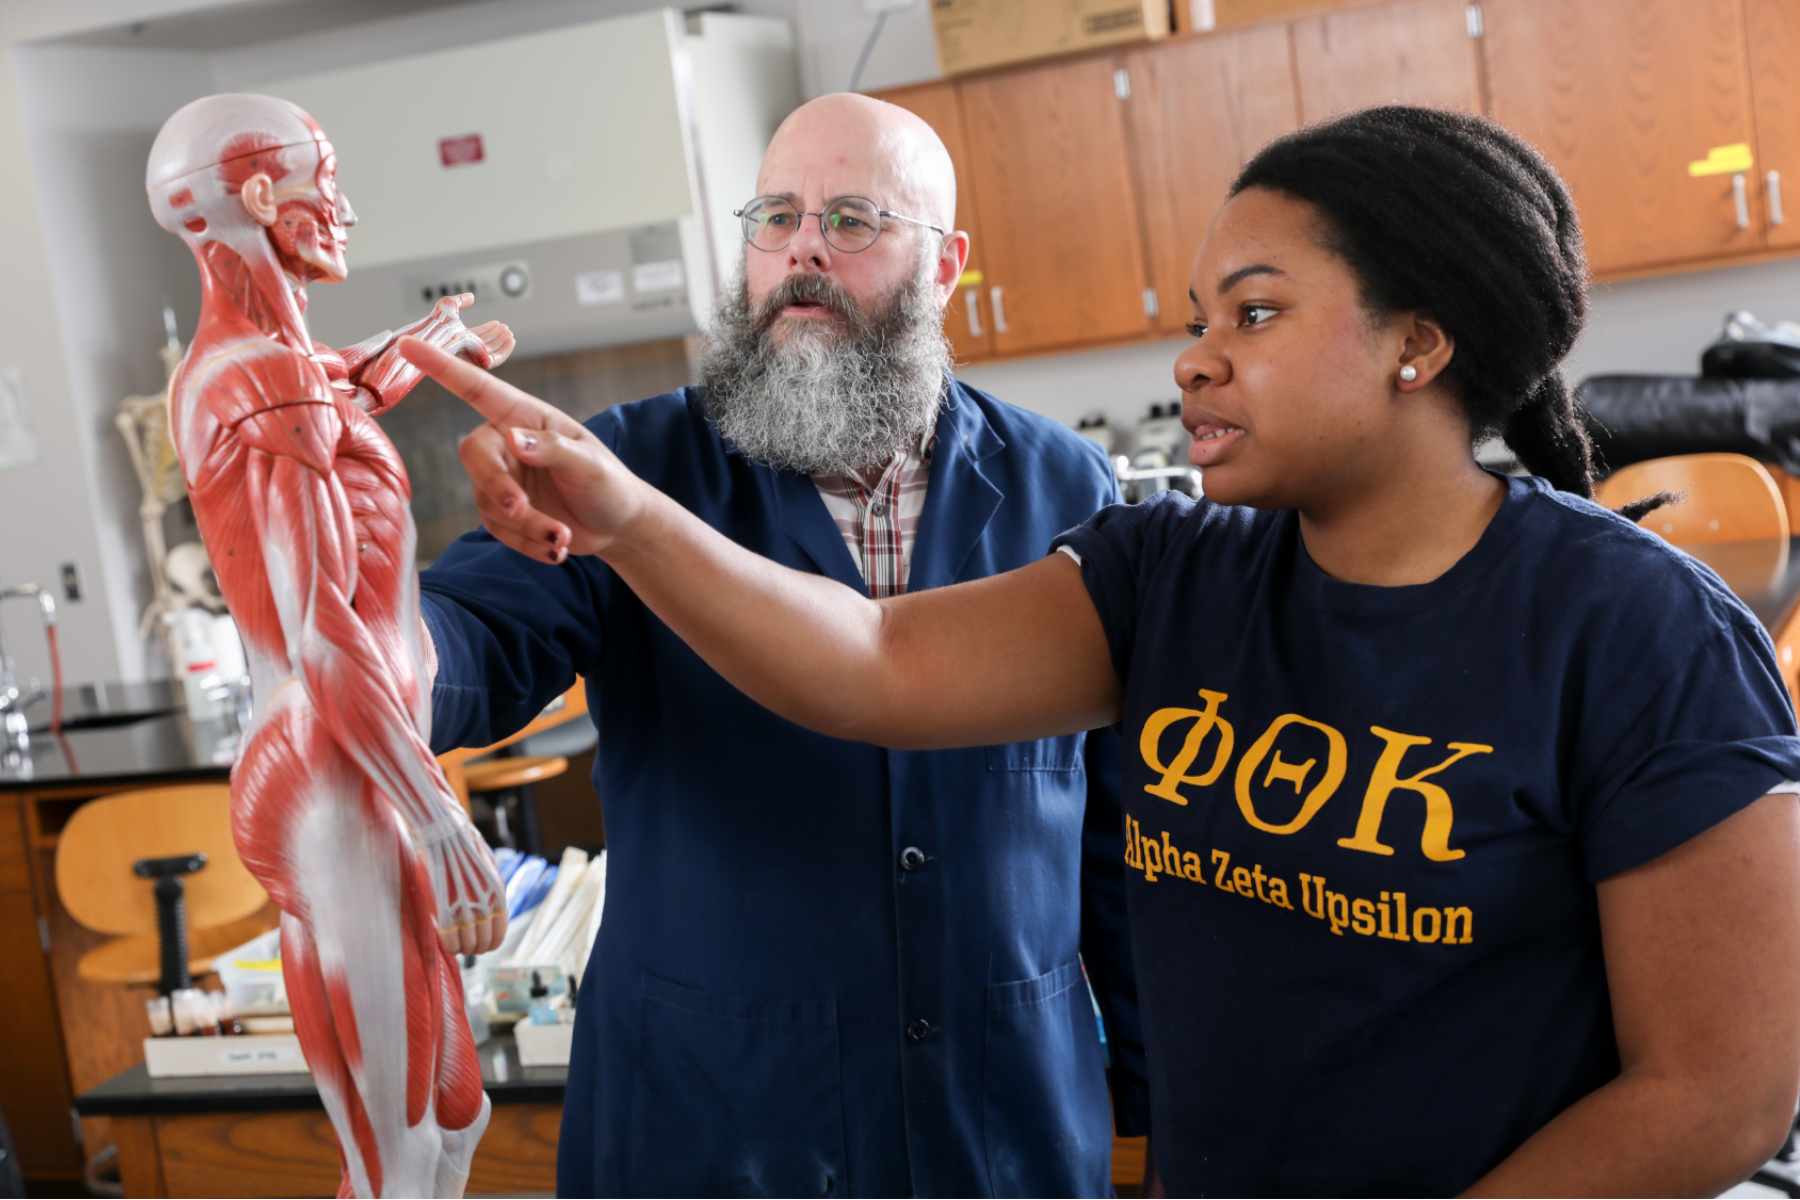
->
<box><xmin>755</xmin><ymin>273</ymin><xmax>863</xmax><ymax>331</ymax></box>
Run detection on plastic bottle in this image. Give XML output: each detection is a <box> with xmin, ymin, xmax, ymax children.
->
<box><xmin>527</xmin><ymin>971</ymin><xmax>557</xmax><ymax>1026</ymax></box>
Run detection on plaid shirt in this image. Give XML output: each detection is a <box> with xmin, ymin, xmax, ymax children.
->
<box><xmin>812</xmin><ymin>433</ymin><xmax>937</xmax><ymax>599</ymax></box>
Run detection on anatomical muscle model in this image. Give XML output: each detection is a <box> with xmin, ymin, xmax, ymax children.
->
<box><xmin>146</xmin><ymin>94</ymin><xmax>511</xmax><ymax>1198</ymax></box>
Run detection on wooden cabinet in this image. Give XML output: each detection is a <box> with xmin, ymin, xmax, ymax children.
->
<box><xmin>959</xmin><ymin>56</ymin><xmax>1154</xmax><ymax>355</ymax></box>
<box><xmin>1484</xmin><ymin>0</ymin><xmax>1761</xmax><ymax>276</ymax></box>
<box><xmin>1123</xmin><ymin>23</ymin><xmax>1300</xmax><ymax>336</ymax></box>
<box><xmin>0</xmin><ymin>797</ymin><xmax>81</xmax><ymax>1181</ymax></box>
<box><xmin>876</xmin><ymin>81</ymin><xmax>996</xmax><ymax>361</ymax></box>
<box><xmin>897</xmin><ymin>0</ymin><xmax>1800</xmax><ymax>361</ymax></box>
<box><xmin>1747</xmin><ymin>0</ymin><xmax>1800</xmax><ymax>252</ymax></box>
<box><xmin>1291</xmin><ymin>0</ymin><xmax>1483</xmax><ymax>121</ymax></box>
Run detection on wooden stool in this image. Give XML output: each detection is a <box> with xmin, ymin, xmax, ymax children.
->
<box><xmin>464</xmin><ymin>755</ymin><xmax>567</xmax><ymax>856</ymax></box>
<box><xmin>53</xmin><ymin>785</ymin><xmax>273</xmax><ymax>989</ymax></box>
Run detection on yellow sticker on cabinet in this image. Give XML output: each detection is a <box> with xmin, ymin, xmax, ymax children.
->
<box><xmin>958</xmin><ymin>269</ymin><xmax>985</xmax><ymax>287</ymax></box>
<box><xmin>1689</xmin><ymin>143</ymin><xmax>1755</xmax><ymax>178</ymax></box>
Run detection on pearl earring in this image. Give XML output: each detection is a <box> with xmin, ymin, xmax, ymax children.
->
<box><xmin>1399</xmin><ymin>365</ymin><xmax>1418</xmax><ymax>382</ymax></box>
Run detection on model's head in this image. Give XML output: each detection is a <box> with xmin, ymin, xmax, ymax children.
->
<box><xmin>147</xmin><ymin>93</ymin><xmax>356</xmax><ymax>285</ymax></box>
<box><xmin>1176</xmin><ymin>105</ymin><xmax>1590</xmax><ymax>510</ymax></box>
<box><xmin>699</xmin><ymin>93</ymin><xmax>963</xmax><ymax>476</ymax></box>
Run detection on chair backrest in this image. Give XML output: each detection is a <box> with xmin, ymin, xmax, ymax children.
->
<box><xmin>54</xmin><ymin>785</ymin><xmax>266</xmax><ymax>937</ymax></box>
<box><xmin>1596</xmin><ymin>453</ymin><xmax>1790</xmax><ymax>545</ymax></box>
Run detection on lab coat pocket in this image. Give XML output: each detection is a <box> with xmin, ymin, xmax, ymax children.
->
<box><xmin>629</xmin><ymin>973</ymin><xmax>848</xmax><ymax>1198</ymax></box>
<box><xmin>986</xmin><ymin>733</ymin><xmax>1083</xmax><ymax>771</ymax></box>
<box><xmin>982</xmin><ymin>959</ymin><xmax>1112</xmax><ymax>1198</ymax></box>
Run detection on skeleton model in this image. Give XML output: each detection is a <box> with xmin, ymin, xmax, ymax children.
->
<box><xmin>146</xmin><ymin>94</ymin><xmax>510</xmax><ymax>1198</ymax></box>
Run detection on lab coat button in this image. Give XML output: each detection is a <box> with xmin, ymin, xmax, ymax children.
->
<box><xmin>906</xmin><ymin>1019</ymin><xmax>932</xmax><ymax>1044</ymax></box>
<box><xmin>899</xmin><ymin>846</ymin><xmax>927</xmax><ymax>871</ymax></box>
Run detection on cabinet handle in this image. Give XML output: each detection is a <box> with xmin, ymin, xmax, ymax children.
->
<box><xmin>964</xmin><ymin>287</ymin><xmax>982</xmax><ymax>338</ymax></box>
<box><xmin>990</xmin><ymin>286</ymin><xmax>1008</xmax><ymax>334</ymax></box>
<box><xmin>1771</xmin><ymin>170</ymin><xmax>1786</xmax><ymax>226</ymax></box>
<box><xmin>1734</xmin><ymin>172</ymin><xmax>1751</xmax><ymax>230</ymax></box>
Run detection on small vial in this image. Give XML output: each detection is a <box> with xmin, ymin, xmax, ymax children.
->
<box><xmin>212</xmin><ymin>990</ymin><xmax>244</xmax><ymax>1035</ymax></box>
<box><xmin>145</xmin><ymin>996</ymin><xmax>174</xmax><ymax>1038</ymax></box>
<box><xmin>171</xmin><ymin>991</ymin><xmax>200</xmax><ymax>1036</ymax></box>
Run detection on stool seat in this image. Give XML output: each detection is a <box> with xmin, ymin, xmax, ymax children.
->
<box><xmin>463</xmin><ymin>755</ymin><xmax>568</xmax><ymax>793</ymax></box>
<box><xmin>76</xmin><ymin>914</ymin><xmax>276</xmax><ymax>986</ymax></box>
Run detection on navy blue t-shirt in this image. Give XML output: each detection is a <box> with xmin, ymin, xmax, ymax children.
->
<box><xmin>1053</xmin><ymin>474</ymin><xmax>1800</xmax><ymax>1197</ymax></box>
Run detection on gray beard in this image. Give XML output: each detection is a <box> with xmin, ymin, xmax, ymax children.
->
<box><xmin>697</xmin><ymin>262</ymin><xmax>951</xmax><ymax>476</ymax></box>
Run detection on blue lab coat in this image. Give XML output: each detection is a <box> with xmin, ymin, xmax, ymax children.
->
<box><xmin>420</xmin><ymin>382</ymin><xmax>1148</xmax><ymax>1197</ymax></box>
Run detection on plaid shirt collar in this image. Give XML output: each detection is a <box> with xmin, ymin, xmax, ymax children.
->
<box><xmin>812</xmin><ymin>429</ymin><xmax>938</xmax><ymax>599</ymax></box>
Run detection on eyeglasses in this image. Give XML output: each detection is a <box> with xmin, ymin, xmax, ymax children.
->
<box><xmin>734</xmin><ymin>195</ymin><xmax>945</xmax><ymax>254</ymax></box>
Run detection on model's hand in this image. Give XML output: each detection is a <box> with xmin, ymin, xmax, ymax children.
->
<box><xmin>409</xmin><ymin>293</ymin><xmax>494</xmax><ymax>369</ymax></box>
<box><xmin>467</xmin><ymin>319</ymin><xmax>516</xmax><ymax>369</ymax></box>
<box><xmin>396</xmin><ymin>336</ymin><xmax>648</xmax><ymax>563</ymax></box>
<box><xmin>423</xmin><ymin>820</ymin><xmax>510</xmax><ymax>956</ymax></box>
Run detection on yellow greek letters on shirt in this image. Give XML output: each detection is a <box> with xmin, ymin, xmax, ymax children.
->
<box><xmin>1336</xmin><ymin>727</ymin><xmax>1493</xmax><ymax>862</ymax></box>
<box><xmin>1140</xmin><ymin>689</ymin><xmax>1234</xmax><ymax>806</ymax></box>
<box><xmin>1234</xmin><ymin>713</ymin><xmax>1348</xmax><ymax>835</ymax></box>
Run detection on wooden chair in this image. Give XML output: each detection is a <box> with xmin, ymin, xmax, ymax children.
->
<box><xmin>465</xmin><ymin>754</ymin><xmax>568</xmax><ymax>856</ymax></box>
<box><xmin>54</xmin><ymin>785</ymin><xmax>273</xmax><ymax>988</ymax></box>
<box><xmin>1596</xmin><ymin>453</ymin><xmax>1789</xmax><ymax>544</ymax></box>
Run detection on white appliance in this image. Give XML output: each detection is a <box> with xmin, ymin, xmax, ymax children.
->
<box><xmin>248</xmin><ymin>10</ymin><xmax>799</xmax><ymax>356</ymax></box>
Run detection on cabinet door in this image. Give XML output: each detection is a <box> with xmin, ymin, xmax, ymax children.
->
<box><xmin>960</xmin><ymin>56</ymin><xmax>1153</xmax><ymax>355</ymax></box>
<box><xmin>874</xmin><ymin>81</ymin><xmax>996</xmax><ymax>362</ymax></box>
<box><xmin>1291</xmin><ymin>0</ymin><xmax>1482</xmax><ymax>122</ymax></box>
<box><xmin>1484</xmin><ymin>0</ymin><xmax>1759</xmax><ymax>276</ymax></box>
<box><xmin>1747</xmin><ymin>0</ymin><xmax>1800</xmax><ymax>251</ymax></box>
<box><xmin>1124</xmin><ymin>24</ymin><xmax>1300</xmax><ymax>336</ymax></box>
<box><xmin>0</xmin><ymin>890</ymin><xmax>80</xmax><ymax>1177</ymax></box>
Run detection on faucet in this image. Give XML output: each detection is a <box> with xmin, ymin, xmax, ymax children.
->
<box><xmin>0</xmin><ymin>584</ymin><xmax>59</xmax><ymax>756</ymax></box>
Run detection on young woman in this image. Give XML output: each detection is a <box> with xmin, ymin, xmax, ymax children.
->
<box><xmin>403</xmin><ymin>106</ymin><xmax>1800</xmax><ymax>1196</ymax></box>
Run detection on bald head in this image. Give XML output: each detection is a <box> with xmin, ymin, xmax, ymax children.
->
<box><xmin>758</xmin><ymin>93</ymin><xmax>956</xmax><ymax>233</ymax></box>
<box><xmin>742</xmin><ymin>92</ymin><xmax>969</xmax><ymax>339</ymax></box>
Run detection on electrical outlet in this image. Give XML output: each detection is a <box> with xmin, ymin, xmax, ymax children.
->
<box><xmin>60</xmin><ymin>561</ymin><xmax>81</xmax><ymax>602</ymax></box>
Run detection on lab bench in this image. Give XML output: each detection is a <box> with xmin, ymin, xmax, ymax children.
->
<box><xmin>76</xmin><ymin>1031</ymin><xmax>563</xmax><ymax>1197</ymax></box>
<box><xmin>0</xmin><ymin>679</ymin><xmax>590</xmax><ymax>1188</ymax></box>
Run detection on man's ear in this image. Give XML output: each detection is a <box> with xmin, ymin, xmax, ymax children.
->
<box><xmin>240</xmin><ymin>173</ymin><xmax>278</xmax><ymax>227</ymax></box>
<box><xmin>935</xmin><ymin>229</ymin><xmax>970</xmax><ymax>309</ymax></box>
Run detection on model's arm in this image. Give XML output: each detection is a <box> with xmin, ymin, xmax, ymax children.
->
<box><xmin>397</xmin><ymin>337</ymin><xmax>1123</xmax><ymax>749</ymax></box>
<box><xmin>1464</xmin><ymin>792</ymin><xmax>1800</xmax><ymax>1197</ymax></box>
<box><xmin>339</xmin><ymin>294</ymin><xmax>516</xmax><ymax>417</ymax></box>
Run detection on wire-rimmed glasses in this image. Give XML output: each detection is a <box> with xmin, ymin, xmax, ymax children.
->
<box><xmin>734</xmin><ymin>195</ymin><xmax>945</xmax><ymax>253</ymax></box>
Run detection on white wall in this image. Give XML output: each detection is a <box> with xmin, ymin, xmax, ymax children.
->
<box><xmin>8</xmin><ymin>0</ymin><xmax>1799</xmax><ymax>686</ymax></box>
<box><xmin>0</xmin><ymin>0</ymin><xmax>213</xmax><ymax>691</ymax></box>
<box><xmin>0</xmin><ymin>0</ymin><xmax>922</xmax><ymax>687</ymax></box>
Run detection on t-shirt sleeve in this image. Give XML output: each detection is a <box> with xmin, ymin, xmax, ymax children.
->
<box><xmin>1050</xmin><ymin>498</ymin><xmax>1171</xmax><ymax>687</ymax></box>
<box><xmin>1579</xmin><ymin>614</ymin><xmax>1800</xmax><ymax>882</ymax></box>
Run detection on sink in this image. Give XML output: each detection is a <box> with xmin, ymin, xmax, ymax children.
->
<box><xmin>22</xmin><ymin>681</ymin><xmax>183</xmax><ymax>734</ymax></box>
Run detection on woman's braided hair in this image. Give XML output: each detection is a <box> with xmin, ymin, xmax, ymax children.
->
<box><xmin>1231</xmin><ymin>106</ymin><xmax>1653</xmax><ymax>512</ymax></box>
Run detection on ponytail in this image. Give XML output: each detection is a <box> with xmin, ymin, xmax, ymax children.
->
<box><xmin>1502</xmin><ymin>372</ymin><xmax>1594</xmax><ymax>497</ymax></box>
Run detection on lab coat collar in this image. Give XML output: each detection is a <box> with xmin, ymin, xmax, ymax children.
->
<box><xmin>907</xmin><ymin>381</ymin><xmax>1005</xmax><ymax>593</ymax></box>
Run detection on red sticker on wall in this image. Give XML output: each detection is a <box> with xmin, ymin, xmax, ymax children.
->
<box><xmin>439</xmin><ymin>134</ymin><xmax>484</xmax><ymax>167</ymax></box>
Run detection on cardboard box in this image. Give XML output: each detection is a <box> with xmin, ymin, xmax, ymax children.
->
<box><xmin>931</xmin><ymin>0</ymin><xmax>1171</xmax><ymax>76</ymax></box>
<box><xmin>513</xmin><ymin>1021</ymin><xmax>575</xmax><ymax>1067</ymax></box>
<box><xmin>1177</xmin><ymin>0</ymin><xmax>1360</xmax><ymax>33</ymax></box>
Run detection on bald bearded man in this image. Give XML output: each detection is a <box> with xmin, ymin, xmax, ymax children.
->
<box><xmin>419</xmin><ymin>94</ymin><xmax>1146</xmax><ymax>1196</ymax></box>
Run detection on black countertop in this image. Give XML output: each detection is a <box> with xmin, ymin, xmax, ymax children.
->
<box><xmin>75</xmin><ymin>1031</ymin><xmax>565</xmax><ymax>1117</ymax></box>
<box><xmin>0</xmin><ymin>703</ymin><xmax>240</xmax><ymax>792</ymax></box>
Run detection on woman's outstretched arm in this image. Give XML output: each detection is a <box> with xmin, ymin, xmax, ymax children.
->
<box><xmin>398</xmin><ymin>337</ymin><xmax>1124</xmax><ymax>749</ymax></box>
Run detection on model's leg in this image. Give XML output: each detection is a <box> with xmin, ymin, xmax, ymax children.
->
<box><xmin>429</xmin><ymin>930</ymin><xmax>491</xmax><ymax>1197</ymax></box>
<box><xmin>234</xmin><ymin>684</ymin><xmax>447</xmax><ymax>1197</ymax></box>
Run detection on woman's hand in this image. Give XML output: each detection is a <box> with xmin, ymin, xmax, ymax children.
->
<box><xmin>395</xmin><ymin>336</ymin><xmax>648</xmax><ymax>563</ymax></box>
